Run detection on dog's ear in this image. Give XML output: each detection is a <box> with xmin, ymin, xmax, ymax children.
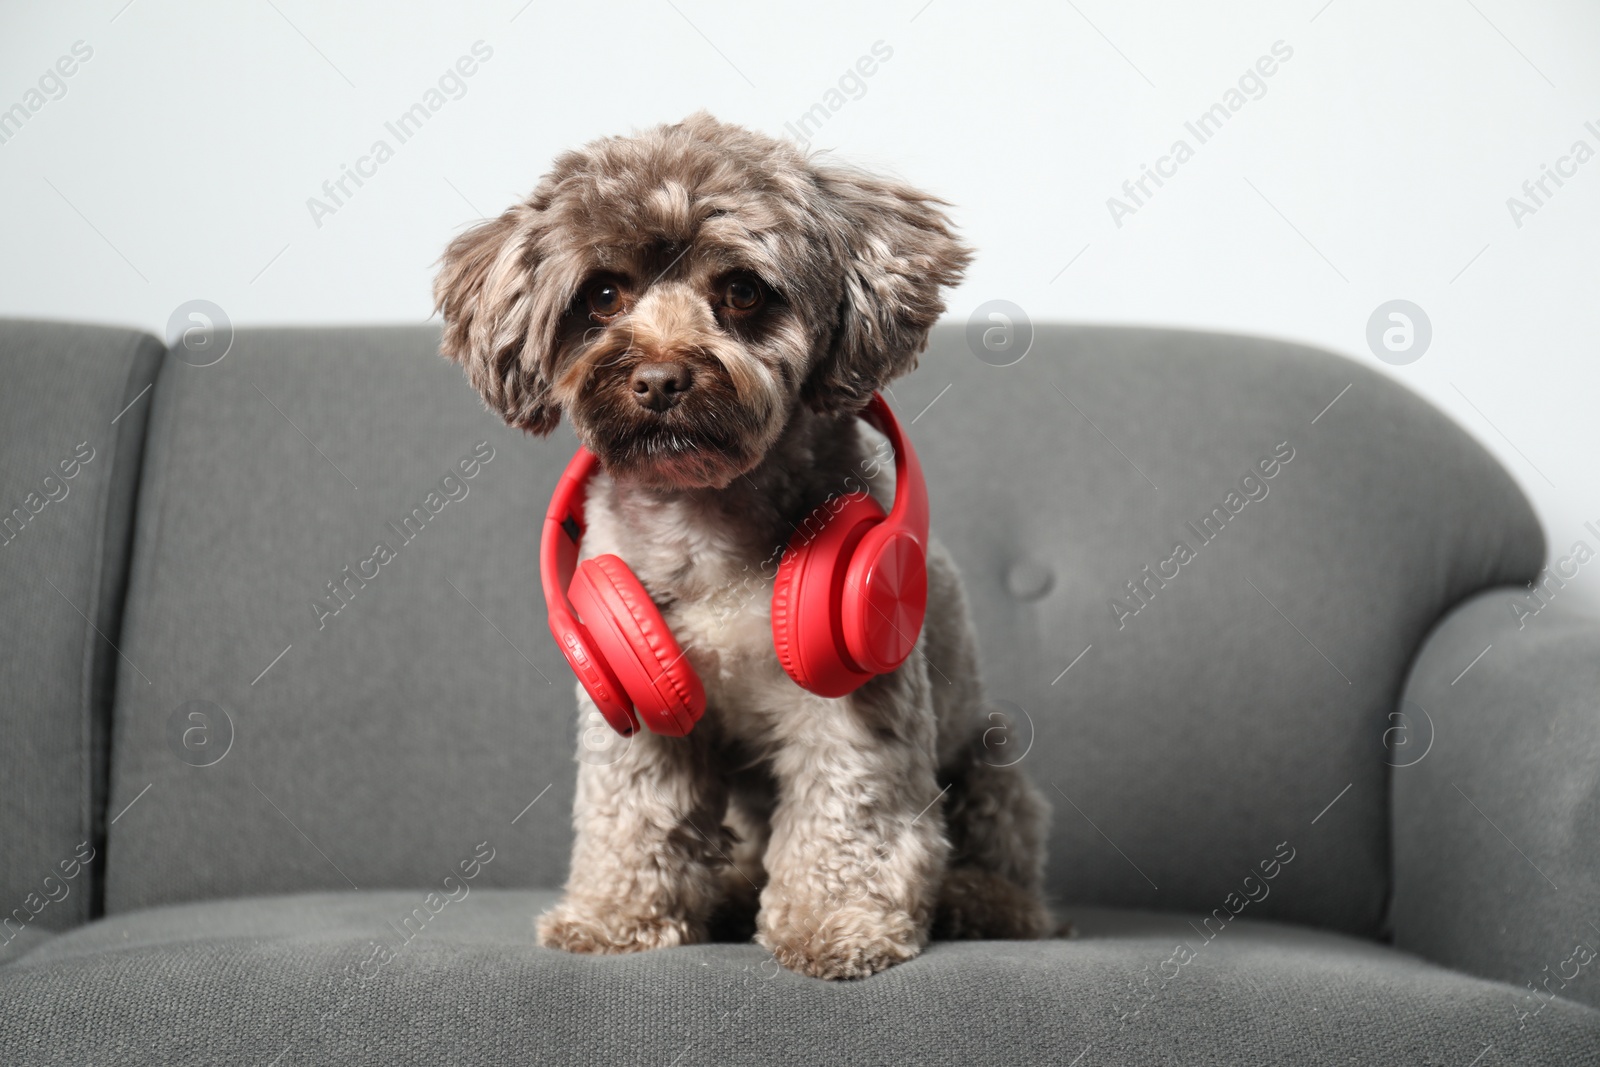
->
<box><xmin>802</xmin><ymin>166</ymin><xmax>972</xmax><ymax>416</ymax></box>
<box><xmin>434</xmin><ymin>204</ymin><xmax>566</xmax><ymax>435</ymax></box>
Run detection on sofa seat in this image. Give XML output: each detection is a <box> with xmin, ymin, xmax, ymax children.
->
<box><xmin>2</xmin><ymin>891</ymin><xmax>1594</xmax><ymax>1065</ymax></box>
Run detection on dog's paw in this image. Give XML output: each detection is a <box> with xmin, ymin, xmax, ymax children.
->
<box><xmin>757</xmin><ymin>907</ymin><xmax>924</xmax><ymax>979</ymax></box>
<box><xmin>536</xmin><ymin>901</ymin><xmax>702</xmax><ymax>955</ymax></box>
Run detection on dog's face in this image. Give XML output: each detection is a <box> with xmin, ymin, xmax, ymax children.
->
<box><xmin>434</xmin><ymin>112</ymin><xmax>969</xmax><ymax>489</ymax></box>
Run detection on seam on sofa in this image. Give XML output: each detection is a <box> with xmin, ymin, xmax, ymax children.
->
<box><xmin>100</xmin><ymin>345</ymin><xmax>180</xmax><ymax>916</ymax></box>
<box><xmin>75</xmin><ymin>341</ymin><xmax>126</xmax><ymax>926</ymax></box>
<box><xmin>82</xmin><ymin>334</ymin><xmax>164</xmax><ymax>923</ymax></box>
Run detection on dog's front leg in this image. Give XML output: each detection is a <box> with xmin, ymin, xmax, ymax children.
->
<box><xmin>537</xmin><ymin>693</ymin><xmax>727</xmax><ymax>955</ymax></box>
<box><xmin>756</xmin><ymin>685</ymin><xmax>949</xmax><ymax>979</ymax></box>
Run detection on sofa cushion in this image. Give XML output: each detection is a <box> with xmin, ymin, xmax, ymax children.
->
<box><xmin>1</xmin><ymin>891</ymin><xmax>1593</xmax><ymax>1065</ymax></box>
<box><xmin>102</xmin><ymin>324</ymin><xmax>1543</xmax><ymax>940</ymax></box>
<box><xmin>0</xmin><ymin>320</ymin><xmax>163</xmax><ymax>950</ymax></box>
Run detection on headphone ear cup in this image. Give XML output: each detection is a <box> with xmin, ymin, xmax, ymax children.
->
<box><xmin>840</xmin><ymin>528</ymin><xmax>928</xmax><ymax>674</ymax></box>
<box><xmin>549</xmin><ymin>618</ymin><xmax>639</xmax><ymax>737</ymax></box>
<box><xmin>568</xmin><ymin>555</ymin><xmax>705</xmax><ymax>736</ymax></box>
<box><xmin>771</xmin><ymin>493</ymin><xmax>883</xmax><ymax>698</ymax></box>
<box><xmin>769</xmin><ymin>553</ymin><xmax>806</xmax><ymax>688</ymax></box>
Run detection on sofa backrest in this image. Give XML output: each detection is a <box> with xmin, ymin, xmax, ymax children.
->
<box><xmin>0</xmin><ymin>320</ymin><xmax>163</xmax><ymax>958</ymax></box>
<box><xmin>908</xmin><ymin>325</ymin><xmax>1540</xmax><ymax>938</ymax></box>
<box><xmin>101</xmin><ymin>326</ymin><xmax>566</xmax><ymax>914</ymax></box>
<box><xmin>98</xmin><ymin>323</ymin><xmax>1543</xmax><ymax>939</ymax></box>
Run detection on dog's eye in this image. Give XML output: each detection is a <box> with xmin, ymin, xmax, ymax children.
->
<box><xmin>586</xmin><ymin>281</ymin><xmax>625</xmax><ymax>321</ymax></box>
<box><xmin>723</xmin><ymin>276</ymin><xmax>764</xmax><ymax>313</ymax></box>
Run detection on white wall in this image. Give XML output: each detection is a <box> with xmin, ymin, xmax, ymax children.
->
<box><xmin>4</xmin><ymin>0</ymin><xmax>1597</xmax><ymax>611</ymax></box>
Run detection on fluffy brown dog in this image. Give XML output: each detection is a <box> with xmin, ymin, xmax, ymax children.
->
<box><xmin>434</xmin><ymin>112</ymin><xmax>1052</xmax><ymax>978</ymax></box>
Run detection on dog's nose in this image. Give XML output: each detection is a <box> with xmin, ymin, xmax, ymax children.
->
<box><xmin>629</xmin><ymin>361</ymin><xmax>693</xmax><ymax>413</ymax></box>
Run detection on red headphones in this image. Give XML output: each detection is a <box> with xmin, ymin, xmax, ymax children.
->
<box><xmin>541</xmin><ymin>393</ymin><xmax>929</xmax><ymax>737</ymax></box>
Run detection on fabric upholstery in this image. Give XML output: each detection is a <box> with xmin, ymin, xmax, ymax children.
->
<box><xmin>102</xmin><ymin>324</ymin><xmax>1545</xmax><ymax>944</ymax></box>
<box><xmin>104</xmin><ymin>327</ymin><xmax>572</xmax><ymax>913</ymax></box>
<box><xmin>3</xmin><ymin>890</ymin><xmax>1595</xmax><ymax>1065</ymax></box>
<box><xmin>1392</xmin><ymin>587</ymin><xmax>1600</xmax><ymax>1010</ymax></box>
<box><xmin>897</xmin><ymin>325</ymin><xmax>1543</xmax><ymax>937</ymax></box>
<box><xmin>0</xmin><ymin>320</ymin><xmax>163</xmax><ymax>945</ymax></box>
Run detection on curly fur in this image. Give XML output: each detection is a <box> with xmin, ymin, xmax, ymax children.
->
<box><xmin>435</xmin><ymin>113</ymin><xmax>1053</xmax><ymax>978</ymax></box>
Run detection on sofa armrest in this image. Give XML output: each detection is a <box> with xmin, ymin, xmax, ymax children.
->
<box><xmin>0</xmin><ymin>319</ymin><xmax>163</xmax><ymax>943</ymax></box>
<box><xmin>1391</xmin><ymin>585</ymin><xmax>1600</xmax><ymax>1012</ymax></box>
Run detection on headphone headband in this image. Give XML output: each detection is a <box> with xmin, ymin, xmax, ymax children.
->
<box><xmin>540</xmin><ymin>445</ymin><xmax>600</xmax><ymax>656</ymax></box>
<box><xmin>543</xmin><ymin>394</ymin><xmax>924</xmax><ymax>618</ymax></box>
<box><xmin>858</xmin><ymin>392</ymin><xmax>929</xmax><ymax>548</ymax></box>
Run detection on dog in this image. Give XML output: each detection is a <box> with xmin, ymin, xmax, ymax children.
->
<box><xmin>433</xmin><ymin>112</ymin><xmax>1052</xmax><ymax>979</ymax></box>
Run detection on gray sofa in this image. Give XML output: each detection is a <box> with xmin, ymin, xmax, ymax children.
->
<box><xmin>2</xmin><ymin>317</ymin><xmax>1597</xmax><ymax>1064</ymax></box>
